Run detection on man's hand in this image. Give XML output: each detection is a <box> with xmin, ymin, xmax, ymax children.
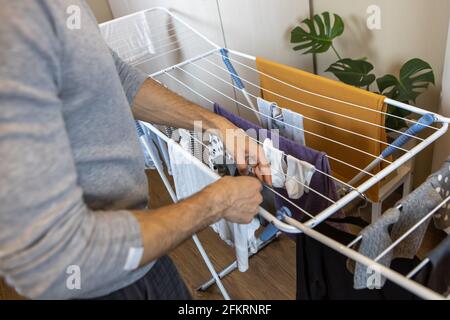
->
<box><xmin>134</xmin><ymin>175</ymin><xmax>263</xmax><ymax>266</ymax></box>
<box><xmin>213</xmin><ymin>118</ymin><xmax>272</xmax><ymax>186</ymax></box>
<box><xmin>205</xmin><ymin>176</ymin><xmax>263</xmax><ymax>224</ymax></box>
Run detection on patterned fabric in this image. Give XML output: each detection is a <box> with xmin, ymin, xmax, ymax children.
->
<box><xmin>94</xmin><ymin>256</ymin><xmax>192</xmax><ymax>300</ymax></box>
<box><xmin>430</xmin><ymin>157</ymin><xmax>450</xmax><ymax>233</ymax></box>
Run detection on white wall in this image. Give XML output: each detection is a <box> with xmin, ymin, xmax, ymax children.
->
<box><xmin>433</xmin><ymin>20</ymin><xmax>450</xmax><ymax>171</ymax></box>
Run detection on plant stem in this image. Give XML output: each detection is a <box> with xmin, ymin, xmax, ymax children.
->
<box><xmin>331</xmin><ymin>44</ymin><xmax>342</xmax><ymax>60</ymax></box>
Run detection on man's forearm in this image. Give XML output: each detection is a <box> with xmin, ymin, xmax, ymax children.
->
<box><xmin>133</xmin><ymin>78</ymin><xmax>272</xmax><ymax>184</ymax></box>
<box><xmin>132</xmin><ymin>183</ymin><xmax>224</xmax><ymax>267</ymax></box>
<box><xmin>132</xmin><ymin>78</ymin><xmax>230</xmax><ymax>133</ymax></box>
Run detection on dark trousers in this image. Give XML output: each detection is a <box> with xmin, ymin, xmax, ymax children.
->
<box><xmin>95</xmin><ymin>256</ymin><xmax>192</xmax><ymax>300</ymax></box>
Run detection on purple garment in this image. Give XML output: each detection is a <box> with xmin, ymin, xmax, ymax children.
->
<box><xmin>214</xmin><ymin>103</ymin><xmax>343</xmax><ymax>221</ymax></box>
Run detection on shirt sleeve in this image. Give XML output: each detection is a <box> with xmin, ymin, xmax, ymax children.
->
<box><xmin>0</xmin><ymin>1</ymin><xmax>146</xmax><ymax>300</ymax></box>
<box><xmin>109</xmin><ymin>49</ymin><xmax>149</xmax><ymax>105</ymax></box>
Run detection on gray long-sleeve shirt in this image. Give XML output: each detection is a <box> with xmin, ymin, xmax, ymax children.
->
<box><xmin>0</xmin><ymin>0</ymin><xmax>154</xmax><ymax>299</ymax></box>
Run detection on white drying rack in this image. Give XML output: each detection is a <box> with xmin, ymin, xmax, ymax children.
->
<box><xmin>101</xmin><ymin>7</ymin><xmax>450</xmax><ymax>300</ymax></box>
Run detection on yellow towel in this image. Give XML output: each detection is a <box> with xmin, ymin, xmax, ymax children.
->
<box><xmin>256</xmin><ymin>57</ymin><xmax>388</xmax><ymax>202</ymax></box>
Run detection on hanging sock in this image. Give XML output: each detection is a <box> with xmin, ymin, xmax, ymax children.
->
<box><xmin>285</xmin><ymin>155</ymin><xmax>316</xmax><ymax>199</ymax></box>
<box><xmin>263</xmin><ymin>138</ymin><xmax>287</xmax><ymax>188</ymax></box>
<box><xmin>257</xmin><ymin>97</ymin><xmax>283</xmax><ymax>130</ymax></box>
<box><xmin>255</xmin><ymin>56</ymin><xmax>388</xmax><ymax>203</ymax></box>
<box><xmin>257</xmin><ymin>97</ymin><xmax>272</xmax><ymax>129</ymax></box>
<box><xmin>282</xmin><ymin>108</ymin><xmax>305</xmax><ymax>146</ymax></box>
<box><xmin>257</xmin><ymin>97</ymin><xmax>305</xmax><ymax>145</ymax></box>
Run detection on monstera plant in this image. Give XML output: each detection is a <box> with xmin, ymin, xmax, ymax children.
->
<box><xmin>290</xmin><ymin>12</ymin><xmax>435</xmax><ymax>131</ymax></box>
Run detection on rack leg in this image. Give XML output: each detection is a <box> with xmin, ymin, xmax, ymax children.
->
<box><xmin>192</xmin><ymin>235</ymin><xmax>231</xmax><ymax>300</ymax></box>
<box><xmin>371</xmin><ymin>201</ymin><xmax>382</xmax><ymax>222</ymax></box>
<box><xmin>197</xmin><ymin>261</ymin><xmax>238</xmax><ymax>292</ymax></box>
<box><xmin>403</xmin><ymin>172</ymin><xmax>413</xmax><ymax>198</ymax></box>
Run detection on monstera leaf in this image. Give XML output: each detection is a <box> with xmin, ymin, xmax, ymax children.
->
<box><xmin>326</xmin><ymin>58</ymin><xmax>376</xmax><ymax>88</ymax></box>
<box><xmin>377</xmin><ymin>58</ymin><xmax>435</xmax><ymax>104</ymax></box>
<box><xmin>385</xmin><ymin>105</ymin><xmax>409</xmax><ymax>132</ymax></box>
<box><xmin>377</xmin><ymin>58</ymin><xmax>435</xmax><ymax>131</ymax></box>
<box><xmin>291</xmin><ymin>12</ymin><xmax>344</xmax><ymax>55</ymax></box>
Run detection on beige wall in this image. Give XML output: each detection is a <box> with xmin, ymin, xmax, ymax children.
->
<box><xmin>313</xmin><ymin>0</ymin><xmax>450</xmax><ymax>185</ymax></box>
<box><xmin>218</xmin><ymin>0</ymin><xmax>312</xmax><ymax>120</ymax></box>
<box><xmin>433</xmin><ymin>20</ymin><xmax>450</xmax><ymax>171</ymax></box>
<box><xmin>86</xmin><ymin>0</ymin><xmax>113</xmax><ymax>23</ymax></box>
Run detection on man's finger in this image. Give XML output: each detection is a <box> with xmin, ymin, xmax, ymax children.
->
<box><xmin>236</xmin><ymin>163</ymin><xmax>248</xmax><ymax>176</ymax></box>
<box><xmin>258</xmin><ymin>163</ymin><xmax>272</xmax><ymax>185</ymax></box>
<box><xmin>253</xmin><ymin>166</ymin><xmax>263</xmax><ymax>182</ymax></box>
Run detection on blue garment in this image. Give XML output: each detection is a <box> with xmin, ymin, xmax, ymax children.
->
<box><xmin>257</xmin><ymin>97</ymin><xmax>306</xmax><ymax>146</ymax></box>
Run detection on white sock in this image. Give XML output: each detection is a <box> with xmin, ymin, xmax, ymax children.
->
<box><xmin>285</xmin><ymin>155</ymin><xmax>316</xmax><ymax>199</ymax></box>
<box><xmin>263</xmin><ymin>138</ymin><xmax>286</xmax><ymax>188</ymax></box>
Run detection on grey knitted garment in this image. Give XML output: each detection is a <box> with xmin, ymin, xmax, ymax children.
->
<box><xmin>348</xmin><ymin>208</ymin><xmax>401</xmax><ymax>289</ymax></box>
<box><xmin>391</xmin><ymin>181</ymin><xmax>443</xmax><ymax>258</ymax></box>
<box><xmin>350</xmin><ymin>170</ymin><xmax>444</xmax><ymax>289</ymax></box>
